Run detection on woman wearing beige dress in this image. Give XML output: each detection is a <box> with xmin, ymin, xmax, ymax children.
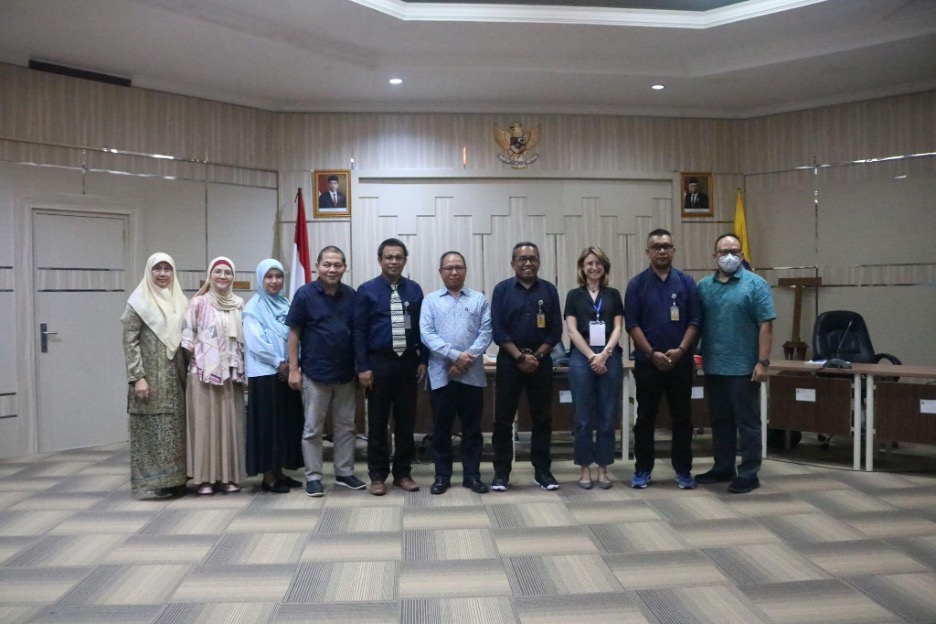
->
<box><xmin>182</xmin><ymin>256</ymin><xmax>247</xmax><ymax>495</ymax></box>
<box><xmin>121</xmin><ymin>252</ymin><xmax>189</xmax><ymax>499</ymax></box>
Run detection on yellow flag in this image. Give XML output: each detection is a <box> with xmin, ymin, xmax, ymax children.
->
<box><xmin>733</xmin><ymin>189</ymin><xmax>752</xmax><ymax>268</ymax></box>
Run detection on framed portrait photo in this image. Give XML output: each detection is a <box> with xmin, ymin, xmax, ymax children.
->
<box><xmin>680</xmin><ymin>172</ymin><xmax>714</xmax><ymax>218</ymax></box>
<box><xmin>313</xmin><ymin>170</ymin><xmax>351</xmax><ymax>218</ymax></box>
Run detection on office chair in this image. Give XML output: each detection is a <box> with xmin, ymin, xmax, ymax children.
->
<box><xmin>811</xmin><ymin>310</ymin><xmax>901</xmax><ymax>449</ymax></box>
<box><xmin>812</xmin><ymin>310</ymin><xmax>901</xmax><ymax>368</ymax></box>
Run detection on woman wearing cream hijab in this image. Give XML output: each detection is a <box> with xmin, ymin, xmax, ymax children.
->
<box><xmin>121</xmin><ymin>252</ymin><xmax>189</xmax><ymax>498</ymax></box>
<box><xmin>181</xmin><ymin>257</ymin><xmax>247</xmax><ymax>495</ymax></box>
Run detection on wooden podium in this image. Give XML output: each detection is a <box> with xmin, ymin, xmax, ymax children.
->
<box><xmin>778</xmin><ymin>276</ymin><xmax>822</xmax><ymax>360</ymax></box>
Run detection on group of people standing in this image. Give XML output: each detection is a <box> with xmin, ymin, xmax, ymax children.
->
<box><xmin>121</xmin><ymin>228</ymin><xmax>775</xmax><ymax>501</ymax></box>
<box><xmin>122</xmin><ymin>254</ymin><xmax>303</xmax><ymax>498</ymax></box>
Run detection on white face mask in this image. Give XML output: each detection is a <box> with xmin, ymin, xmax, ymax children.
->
<box><xmin>717</xmin><ymin>253</ymin><xmax>742</xmax><ymax>275</ymax></box>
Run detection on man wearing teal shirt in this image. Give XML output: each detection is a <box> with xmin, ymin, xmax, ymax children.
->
<box><xmin>696</xmin><ymin>234</ymin><xmax>776</xmax><ymax>494</ymax></box>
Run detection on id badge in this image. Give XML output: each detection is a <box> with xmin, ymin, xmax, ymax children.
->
<box><xmin>670</xmin><ymin>304</ymin><xmax>680</xmax><ymax>322</ymax></box>
<box><xmin>404</xmin><ymin>314</ymin><xmax>412</xmax><ymax>330</ymax></box>
<box><xmin>537</xmin><ymin>312</ymin><xmax>546</xmax><ymax>329</ymax></box>
<box><xmin>589</xmin><ymin>321</ymin><xmax>605</xmax><ymax>347</ymax></box>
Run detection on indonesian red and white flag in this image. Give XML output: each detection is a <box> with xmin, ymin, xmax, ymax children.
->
<box><xmin>289</xmin><ymin>188</ymin><xmax>312</xmax><ymax>300</ymax></box>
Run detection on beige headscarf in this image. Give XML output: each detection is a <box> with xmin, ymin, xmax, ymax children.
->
<box><xmin>127</xmin><ymin>252</ymin><xmax>188</xmax><ymax>358</ymax></box>
<box><xmin>197</xmin><ymin>256</ymin><xmax>244</xmax><ymax>342</ymax></box>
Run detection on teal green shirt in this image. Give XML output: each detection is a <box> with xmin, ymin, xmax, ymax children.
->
<box><xmin>698</xmin><ymin>268</ymin><xmax>776</xmax><ymax>376</ymax></box>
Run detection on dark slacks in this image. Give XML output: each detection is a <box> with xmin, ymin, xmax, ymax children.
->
<box><xmin>632</xmin><ymin>360</ymin><xmax>694</xmax><ymax>474</ymax></box>
<box><xmin>704</xmin><ymin>374</ymin><xmax>761</xmax><ymax>479</ymax></box>
<box><xmin>366</xmin><ymin>351</ymin><xmax>419</xmax><ymax>482</ymax></box>
<box><xmin>492</xmin><ymin>351</ymin><xmax>553</xmax><ymax>476</ymax></box>
<box><xmin>430</xmin><ymin>380</ymin><xmax>484</xmax><ymax>481</ymax></box>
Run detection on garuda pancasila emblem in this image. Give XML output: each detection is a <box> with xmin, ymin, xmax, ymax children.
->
<box><xmin>493</xmin><ymin>123</ymin><xmax>541</xmax><ymax>169</ymax></box>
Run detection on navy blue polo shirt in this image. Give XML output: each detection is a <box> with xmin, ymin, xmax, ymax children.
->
<box><xmin>352</xmin><ymin>274</ymin><xmax>428</xmax><ymax>371</ymax></box>
<box><xmin>286</xmin><ymin>279</ymin><xmax>356</xmax><ymax>384</ymax></box>
<box><xmin>624</xmin><ymin>266</ymin><xmax>701</xmax><ymax>366</ymax></box>
<box><xmin>491</xmin><ymin>276</ymin><xmax>562</xmax><ymax>350</ymax></box>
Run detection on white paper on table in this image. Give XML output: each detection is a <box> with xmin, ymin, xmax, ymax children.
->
<box><xmin>796</xmin><ymin>388</ymin><xmax>817</xmax><ymax>402</ymax></box>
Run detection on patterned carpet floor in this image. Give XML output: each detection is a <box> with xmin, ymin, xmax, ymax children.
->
<box><xmin>1</xmin><ymin>440</ymin><xmax>935</xmax><ymax>623</ymax></box>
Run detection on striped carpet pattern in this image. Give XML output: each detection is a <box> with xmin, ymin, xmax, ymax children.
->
<box><xmin>0</xmin><ymin>441</ymin><xmax>935</xmax><ymax>623</ymax></box>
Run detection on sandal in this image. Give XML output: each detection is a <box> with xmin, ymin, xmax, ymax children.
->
<box><xmin>197</xmin><ymin>483</ymin><xmax>214</xmax><ymax>496</ymax></box>
<box><xmin>578</xmin><ymin>479</ymin><xmax>594</xmax><ymax>490</ymax></box>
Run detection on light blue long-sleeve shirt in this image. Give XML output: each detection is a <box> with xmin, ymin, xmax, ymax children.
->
<box><xmin>419</xmin><ymin>286</ymin><xmax>492</xmax><ymax>389</ymax></box>
<box><xmin>244</xmin><ymin>315</ymin><xmax>287</xmax><ymax>377</ymax></box>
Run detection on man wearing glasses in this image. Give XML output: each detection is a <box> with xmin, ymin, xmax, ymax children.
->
<box><xmin>696</xmin><ymin>234</ymin><xmax>775</xmax><ymax>494</ymax></box>
<box><xmin>490</xmin><ymin>242</ymin><xmax>563</xmax><ymax>491</ymax></box>
<box><xmin>420</xmin><ymin>252</ymin><xmax>493</xmax><ymax>495</ymax></box>
<box><xmin>625</xmin><ymin>229</ymin><xmax>702</xmax><ymax>490</ymax></box>
<box><xmin>353</xmin><ymin>238</ymin><xmax>427</xmax><ymax>496</ymax></box>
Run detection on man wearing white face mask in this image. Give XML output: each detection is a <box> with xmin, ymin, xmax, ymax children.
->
<box><xmin>696</xmin><ymin>234</ymin><xmax>776</xmax><ymax>494</ymax></box>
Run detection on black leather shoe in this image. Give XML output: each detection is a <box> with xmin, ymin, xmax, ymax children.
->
<box><xmin>262</xmin><ymin>481</ymin><xmax>290</xmax><ymax>494</ymax></box>
<box><xmin>277</xmin><ymin>475</ymin><xmax>303</xmax><ymax>489</ymax></box>
<box><xmin>695</xmin><ymin>470</ymin><xmax>736</xmax><ymax>485</ymax></box>
<box><xmin>430</xmin><ymin>478</ymin><xmax>450</xmax><ymax>495</ymax></box>
<box><xmin>462</xmin><ymin>477</ymin><xmax>489</xmax><ymax>494</ymax></box>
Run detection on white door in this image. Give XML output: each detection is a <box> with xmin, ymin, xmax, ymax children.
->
<box><xmin>34</xmin><ymin>210</ymin><xmax>130</xmax><ymax>452</ymax></box>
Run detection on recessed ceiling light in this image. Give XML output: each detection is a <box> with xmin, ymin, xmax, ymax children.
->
<box><xmin>652</xmin><ymin>84</ymin><xmax>664</xmax><ymax>90</ymax></box>
<box><xmin>389</xmin><ymin>78</ymin><xmax>403</xmax><ymax>85</ymax></box>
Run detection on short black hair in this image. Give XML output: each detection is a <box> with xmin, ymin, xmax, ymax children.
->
<box><xmin>378</xmin><ymin>238</ymin><xmax>408</xmax><ymax>259</ymax></box>
<box><xmin>714</xmin><ymin>233</ymin><xmax>740</xmax><ymax>251</ymax></box>
<box><xmin>511</xmin><ymin>241</ymin><xmax>539</xmax><ymax>261</ymax></box>
<box><xmin>439</xmin><ymin>250</ymin><xmax>466</xmax><ymax>269</ymax></box>
<box><xmin>647</xmin><ymin>228</ymin><xmax>672</xmax><ymax>241</ymax></box>
<box><xmin>316</xmin><ymin>245</ymin><xmax>346</xmax><ymax>264</ymax></box>
<box><xmin>327</xmin><ymin>174</ymin><xmax>339</xmax><ymax>183</ymax></box>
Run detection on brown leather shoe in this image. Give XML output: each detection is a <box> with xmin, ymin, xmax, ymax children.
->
<box><xmin>392</xmin><ymin>476</ymin><xmax>420</xmax><ymax>492</ymax></box>
<box><xmin>369</xmin><ymin>480</ymin><xmax>387</xmax><ymax>496</ymax></box>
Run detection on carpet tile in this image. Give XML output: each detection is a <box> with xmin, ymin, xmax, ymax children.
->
<box><xmin>0</xmin><ymin>444</ymin><xmax>934</xmax><ymax>623</ymax></box>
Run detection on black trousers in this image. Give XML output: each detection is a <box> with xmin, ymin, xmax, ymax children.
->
<box><xmin>366</xmin><ymin>351</ymin><xmax>419</xmax><ymax>482</ymax></box>
<box><xmin>492</xmin><ymin>350</ymin><xmax>553</xmax><ymax>476</ymax></box>
<box><xmin>632</xmin><ymin>360</ymin><xmax>694</xmax><ymax>475</ymax></box>
<box><xmin>430</xmin><ymin>381</ymin><xmax>484</xmax><ymax>481</ymax></box>
<box><xmin>705</xmin><ymin>374</ymin><xmax>761</xmax><ymax>480</ymax></box>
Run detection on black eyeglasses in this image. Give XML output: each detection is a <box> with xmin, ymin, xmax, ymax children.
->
<box><xmin>648</xmin><ymin>244</ymin><xmax>674</xmax><ymax>252</ymax></box>
<box><xmin>440</xmin><ymin>265</ymin><xmax>466</xmax><ymax>273</ymax></box>
<box><xmin>514</xmin><ymin>256</ymin><xmax>540</xmax><ymax>264</ymax></box>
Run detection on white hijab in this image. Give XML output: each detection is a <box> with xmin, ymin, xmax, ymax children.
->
<box><xmin>127</xmin><ymin>252</ymin><xmax>188</xmax><ymax>358</ymax></box>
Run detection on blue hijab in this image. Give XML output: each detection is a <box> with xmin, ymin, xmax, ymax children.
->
<box><xmin>243</xmin><ymin>259</ymin><xmax>290</xmax><ymax>342</ymax></box>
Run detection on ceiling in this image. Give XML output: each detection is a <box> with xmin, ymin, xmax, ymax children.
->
<box><xmin>1</xmin><ymin>0</ymin><xmax>935</xmax><ymax>118</ymax></box>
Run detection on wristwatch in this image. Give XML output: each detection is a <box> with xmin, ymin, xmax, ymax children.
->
<box><xmin>515</xmin><ymin>352</ymin><xmax>526</xmax><ymax>363</ymax></box>
<box><xmin>534</xmin><ymin>351</ymin><xmax>545</xmax><ymax>362</ymax></box>
<box><xmin>758</xmin><ymin>358</ymin><xmax>770</xmax><ymax>367</ymax></box>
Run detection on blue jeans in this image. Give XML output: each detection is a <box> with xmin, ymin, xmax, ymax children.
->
<box><xmin>704</xmin><ymin>374</ymin><xmax>761</xmax><ymax>479</ymax></box>
<box><xmin>568</xmin><ymin>349</ymin><xmax>623</xmax><ymax>467</ymax></box>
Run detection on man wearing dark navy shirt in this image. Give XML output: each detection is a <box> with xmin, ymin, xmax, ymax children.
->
<box><xmin>490</xmin><ymin>242</ymin><xmax>563</xmax><ymax>491</ymax></box>
<box><xmin>353</xmin><ymin>238</ymin><xmax>427</xmax><ymax>496</ymax></box>
<box><xmin>625</xmin><ymin>229</ymin><xmax>702</xmax><ymax>491</ymax></box>
<box><xmin>287</xmin><ymin>246</ymin><xmax>365</xmax><ymax>497</ymax></box>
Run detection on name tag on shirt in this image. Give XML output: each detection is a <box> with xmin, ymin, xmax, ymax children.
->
<box><xmin>670</xmin><ymin>304</ymin><xmax>680</xmax><ymax>322</ymax></box>
<box><xmin>537</xmin><ymin>312</ymin><xmax>546</xmax><ymax>329</ymax></box>
<box><xmin>404</xmin><ymin>314</ymin><xmax>412</xmax><ymax>330</ymax></box>
<box><xmin>589</xmin><ymin>321</ymin><xmax>605</xmax><ymax>347</ymax></box>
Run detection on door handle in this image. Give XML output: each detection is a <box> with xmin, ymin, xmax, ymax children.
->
<box><xmin>40</xmin><ymin>322</ymin><xmax>58</xmax><ymax>353</ymax></box>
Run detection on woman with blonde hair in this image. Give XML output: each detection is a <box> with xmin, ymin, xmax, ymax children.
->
<box><xmin>121</xmin><ymin>252</ymin><xmax>189</xmax><ymax>499</ymax></box>
<box><xmin>563</xmin><ymin>246</ymin><xmax>624</xmax><ymax>489</ymax></box>
<box><xmin>182</xmin><ymin>257</ymin><xmax>247</xmax><ymax>495</ymax></box>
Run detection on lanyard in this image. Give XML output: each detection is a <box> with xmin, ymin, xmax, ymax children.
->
<box><xmin>593</xmin><ymin>297</ymin><xmax>602</xmax><ymax>320</ymax></box>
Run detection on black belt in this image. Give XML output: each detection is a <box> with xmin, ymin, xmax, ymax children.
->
<box><xmin>371</xmin><ymin>347</ymin><xmax>418</xmax><ymax>359</ymax></box>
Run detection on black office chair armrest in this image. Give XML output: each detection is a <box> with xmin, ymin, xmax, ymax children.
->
<box><xmin>875</xmin><ymin>353</ymin><xmax>902</xmax><ymax>366</ymax></box>
<box><xmin>874</xmin><ymin>353</ymin><xmax>901</xmax><ymax>382</ymax></box>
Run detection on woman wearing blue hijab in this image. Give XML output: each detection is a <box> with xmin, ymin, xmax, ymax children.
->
<box><xmin>244</xmin><ymin>259</ymin><xmax>304</xmax><ymax>493</ymax></box>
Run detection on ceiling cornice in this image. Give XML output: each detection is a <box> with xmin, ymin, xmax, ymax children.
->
<box><xmin>348</xmin><ymin>0</ymin><xmax>828</xmax><ymax>27</ymax></box>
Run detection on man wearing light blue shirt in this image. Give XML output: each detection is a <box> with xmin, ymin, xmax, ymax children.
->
<box><xmin>420</xmin><ymin>251</ymin><xmax>493</xmax><ymax>495</ymax></box>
